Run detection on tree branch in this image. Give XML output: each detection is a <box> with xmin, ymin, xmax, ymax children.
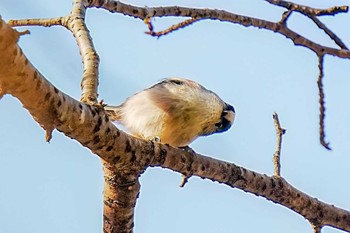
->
<box><xmin>86</xmin><ymin>0</ymin><xmax>348</xmax><ymax>150</ymax></box>
<box><xmin>150</xmin><ymin>146</ymin><xmax>350</xmax><ymax>231</ymax></box>
<box><xmin>309</xmin><ymin>15</ymin><xmax>348</xmax><ymax>50</ymax></box>
<box><xmin>69</xmin><ymin>0</ymin><xmax>100</xmax><ymax>103</ymax></box>
<box><xmin>317</xmin><ymin>55</ymin><xmax>331</xmax><ymax>150</ymax></box>
<box><xmin>88</xmin><ymin>0</ymin><xmax>350</xmax><ymax>58</ymax></box>
<box><xmin>2</xmin><ymin>0</ymin><xmax>350</xmax><ymax>230</ymax></box>
<box><xmin>8</xmin><ymin>17</ymin><xmax>65</xmax><ymax>27</ymax></box>
<box><xmin>272</xmin><ymin>113</ymin><xmax>285</xmax><ymax>177</ymax></box>
<box><xmin>145</xmin><ymin>17</ymin><xmax>201</xmax><ymax>38</ymax></box>
<box><xmin>265</xmin><ymin>0</ymin><xmax>349</xmax><ymax>16</ymax></box>
<box><xmin>0</xmin><ymin>17</ymin><xmax>147</xmax><ymax>232</ymax></box>
<box><xmin>2</xmin><ymin>18</ymin><xmax>350</xmax><ymax>232</ymax></box>
<box><xmin>102</xmin><ymin>161</ymin><xmax>140</xmax><ymax>233</ymax></box>
<box><xmin>8</xmin><ymin>0</ymin><xmax>100</xmax><ymax>104</ymax></box>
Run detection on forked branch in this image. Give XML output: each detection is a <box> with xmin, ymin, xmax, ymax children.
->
<box><xmin>265</xmin><ymin>0</ymin><xmax>348</xmax><ymax>16</ymax></box>
<box><xmin>8</xmin><ymin>0</ymin><xmax>100</xmax><ymax>104</ymax></box>
<box><xmin>88</xmin><ymin>0</ymin><xmax>350</xmax><ymax>58</ymax></box>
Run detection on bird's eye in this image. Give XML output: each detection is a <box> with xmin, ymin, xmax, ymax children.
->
<box><xmin>215</xmin><ymin>122</ymin><xmax>222</xmax><ymax>128</ymax></box>
<box><xmin>168</xmin><ymin>79</ymin><xmax>184</xmax><ymax>85</ymax></box>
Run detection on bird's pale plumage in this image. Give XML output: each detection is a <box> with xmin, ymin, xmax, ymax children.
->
<box><xmin>105</xmin><ymin>78</ymin><xmax>235</xmax><ymax>147</ymax></box>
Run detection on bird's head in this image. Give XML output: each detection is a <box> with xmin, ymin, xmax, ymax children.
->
<box><xmin>214</xmin><ymin>104</ymin><xmax>235</xmax><ymax>133</ymax></box>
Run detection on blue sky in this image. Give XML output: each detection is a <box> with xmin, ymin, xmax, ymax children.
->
<box><xmin>1</xmin><ymin>1</ymin><xmax>350</xmax><ymax>233</ymax></box>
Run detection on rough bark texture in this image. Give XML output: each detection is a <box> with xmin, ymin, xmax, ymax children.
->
<box><xmin>102</xmin><ymin>161</ymin><xmax>141</xmax><ymax>233</ymax></box>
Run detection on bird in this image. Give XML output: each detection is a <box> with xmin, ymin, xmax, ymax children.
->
<box><xmin>104</xmin><ymin>78</ymin><xmax>235</xmax><ymax>147</ymax></box>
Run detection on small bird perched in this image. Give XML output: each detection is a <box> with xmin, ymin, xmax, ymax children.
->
<box><xmin>105</xmin><ymin>78</ymin><xmax>235</xmax><ymax>147</ymax></box>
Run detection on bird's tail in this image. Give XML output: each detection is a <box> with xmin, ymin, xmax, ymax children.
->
<box><xmin>104</xmin><ymin>105</ymin><xmax>122</xmax><ymax>121</ymax></box>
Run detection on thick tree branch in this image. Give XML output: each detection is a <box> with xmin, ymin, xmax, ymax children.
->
<box><xmin>0</xmin><ymin>18</ymin><xmax>146</xmax><ymax>231</ymax></box>
<box><xmin>2</xmin><ymin>20</ymin><xmax>349</xmax><ymax>232</ymax></box>
<box><xmin>102</xmin><ymin>161</ymin><xmax>140</xmax><ymax>233</ymax></box>
<box><xmin>8</xmin><ymin>0</ymin><xmax>100</xmax><ymax>104</ymax></box>
<box><xmin>88</xmin><ymin>0</ymin><xmax>350</xmax><ymax>59</ymax></box>
<box><xmin>149</xmin><ymin>147</ymin><xmax>350</xmax><ymax>231</ymax></box>
<box><xmin>7</xmin><ymin>0</ymin><xmax>350</xmax><ymax>154</ymax></box>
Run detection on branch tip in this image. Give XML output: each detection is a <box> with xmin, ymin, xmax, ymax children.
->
<box><xmin>45</xmin><ymin>129</ymin><xmax>53</xmax><ymax>143</ymax></box>
<box><xmin>18</xmin><ymin>30</ymin><xmax>30</xmax><ymax>36</ymax></box>
<box><xmin>180</xmin><ymin>175</ymin><xmax>190</xmax><ymax>188</ymax></box>
<box><xmin>317</xmin><ymin>55</ymin><xmax>331</xmax><ymax>151</ymax></box>
<box><xmin>272</xmin><ymin>112</ymin><xmax>285</xmax><ymax>177</ymax></box>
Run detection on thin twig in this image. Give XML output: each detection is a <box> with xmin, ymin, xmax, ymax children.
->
<box><xmin>272</xmin><ymin>112</ymin><xmax>286</xmax><ymax>177</ymax></box>
<box><xmin>145</xmin><ymin>17</ymin><xmax>201</xmax><ymax>38</ymax></box>
<box><xmin>309</xmin><ymin>16</ymin><xmax>348</xmax><ymax>50</ymax></box>
<box><xmin>18</xmin><ymin>30</ymin><xmax>31</xmax><ymax>36</ymax></box>
<box><xmin>279</xmin><ymin>10</ymin><xmax>293</xmax><ymax>25</ymax></box>
<box><xmin>89</xmin><ymin>1</ymin><xmax>350</xmax><ymax>58</ymax></box>
<box><xmin>180</xmin><ymin>175</ymin><xmax>190</xmax><ymax>187</ymax></box>
<box><xmin>8</xmin><ymin>17</ymin><xmax>65</xmax><ymax>27</ymax></box>
<box><xmin>317</xmin><ymin>55</ymin><xmax>331</xmax><ymax>150</ymax></box>
<box><xmin>265</xmin><ymin>0</ymin><xmax>348</xmax><ymax>16</ymax></box>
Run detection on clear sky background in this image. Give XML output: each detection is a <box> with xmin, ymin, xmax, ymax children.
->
<box><xmin>1</xmin><ymin>0</ymin><xmax>350</xmax><ymax>233</ymax></box>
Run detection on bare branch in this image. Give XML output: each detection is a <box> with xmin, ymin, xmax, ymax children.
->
<box><xmin>266</xmin><ymin>0</ymin><xmax>349</xmax><ymax>50</ymax></box>
<box><xmin>309</xmin><ymin>16</ymin><xmax>348</xmax><ymax>50</ymax></box>
<box><xmin>3</xmin><ymin>0</ymin><xmax>350</xmax><ymax>231</ymax></box>
<box><xmin>317</xmin><ymin>55</ymin><xmax>331</xmax><ymax>150</ymax></box>
<box><xmin>88</xmin><ymin>0</ymin><xmax>350</xmax><ymax>59</ymax></box>
<box><xmin>8</xmin><ymin>1</ymin><xmax>100</xmax><ymax>104</ymax></box>
<box><xmin>8</xmin><ymin>17</ymin><xmax>65</xmax><ymax>27</ymax></box>
<box><xmin>265</xmin><ymin>0</ymin><xmax>349</xmax><ymax>16</ymax></box>
<box><xmin>272</xmin><ymin>113</ymin><xmax>285</xmax><ymax>177</ymax></box>
<box><xmin>1</xmin><ymin>18</ymin><xmax>350</xmax><ymax>231</ymax></box>
<box><xmin>145</xmin><ymin>17</ymin><xmax>201</xmax><ymax>38</ymax></box>
<box><xmin>0</xmin><ymin>19</ymin><xmax>143</xmax><ymax>232</ymax></box>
